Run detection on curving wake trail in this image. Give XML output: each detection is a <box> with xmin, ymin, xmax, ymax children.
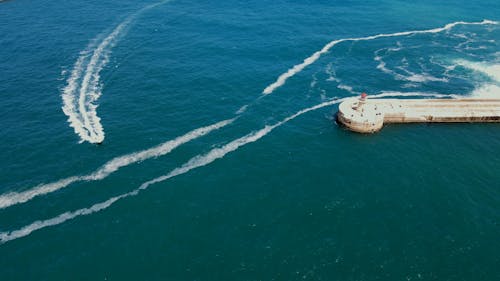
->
<box><xmin>262</xmin><ymin>19</ymin><xmax>498</xmax><ymax>95</ymax></box>
<box><xmin>0</xmin><ymin>92</ymin><xmax>455</xmax><ymax>244</ymax></box>
<box><xmin>61</xmin><ymin>0</ymin><xmax>172</xmax><ymax>144</ymax></box>
<box><xmin>0</xmin><ymin>118</ymin><xmax>234</xmax><ymax>209</ymax></box>
<box><xmin>3</xmin><ymin>19</ymin><xmax>483</xmax><ymax>211</ymax></box>
<box><xmin>1</xmin><ymin>20</ymin><xmax>489</xmax><ymax>243</ymax></box>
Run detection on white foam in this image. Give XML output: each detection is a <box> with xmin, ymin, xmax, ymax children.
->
<box><xmin>337</xmin><ymin>84</ymin><xmax>354</xmax><ymax>93</ymax></box>
<box><xmin>309</xmin><ymin>73</ymin><xmax>318</xmax><ymax>88</ymax></box>
<box><xmin>0</xmin><ymin>192</ymin><xmax>132</xmax><ymax>244</ymax></box>
<box><xmin>452</xmin><ymin>59</ymin><xmax>500</xmax><ymax>98</ymax></box>
<box><xmin>61</xmin><ymin>0</ymin><xmax>172</xmax><ymax>144</ymax></box>
<box><xmin>470</xmin><ymin>84</ymin><xmax>500</xmax><ymax>98</ymax></box>
<box><xmin>77</xmin><ymin>19</ymin><xmax>133</xmax><ymax>143</ymax></box>
<box><xmin>375</xmin><ymin>48</ymin><xmax>449</xmax><ymax>83</ymax></box>
<box><xmin>62</xmin><ymin>48</ymin><xmax>95</xmax><ymax>143</ymax></box>
<box><xmin>325</xmin><ymin>63</ymin><xmax>339</xmax><ymax>82</ymax></box>
<box><xmin>0</xmin><ymin>98</ymin><xmax>345</xmax><ymax>244</ymax></box>
<box><xmin>235</xmin><ymin>105</ymin><xmax>249</xmax><ymax>114</ymax></box>
<box><xmin>455</xmin><ymin>59</ymin><xmax>500</xmax><ymax>82</ymax></box>
<box><xmin>389</xmin><ymin>42</ymin><xmax>403</xmax><ymax>52</ymax></box>
<box><xmin>375</xmin><ymin>53</ymin><xmax>405</xmax><ymax>79</ymax></box>
<box><xmin>0</xmin><ymin>118</ymin><xmax>234</xmax><ymax>209</ymax></box>
<box><xmin>375</xmin><ymin>91</ymin><xmax>457</xmax><ymax>99</ymax></box>
<box><xmin>1</xmin><ymin>91</ymin><xmax>456</xmax><ymax>244</ymax></box>
<box><xmin>262</xmin><ymin>20</ymin><xmax>498</xmax><ymax>95</ymax></box>
<box><xmin>406</xmin><ymin>73</ymin><xmax>448</xmax><ymax>83</ymax></box>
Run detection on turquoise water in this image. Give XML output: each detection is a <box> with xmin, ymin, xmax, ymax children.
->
<box><xmin>1</xmin><ymin>0</ymin><xmax>499</xmax><ymax>280</ymax></box>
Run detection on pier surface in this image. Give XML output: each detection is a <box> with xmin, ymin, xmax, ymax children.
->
<box><xmin>337</xmin><ymin>97</ymin><xmax>500</xmax><ymax>133</ymax></box>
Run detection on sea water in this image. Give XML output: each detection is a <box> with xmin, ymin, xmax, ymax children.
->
<box><xmin>0</xmin><ymin>0</ymin><xmax>499</xmax><ymax>280</ymax></box>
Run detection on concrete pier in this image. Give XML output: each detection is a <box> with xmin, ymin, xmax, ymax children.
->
<box><xmin>337</xmin><ymin>95</ymin><xmax>500</xmax><ymax>133</ymax></box>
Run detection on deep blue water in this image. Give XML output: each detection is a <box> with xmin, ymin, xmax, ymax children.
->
<box><xmin>0</xmin><ymin>0</ymin><xmax>499</xmax><ymax>280</ymax></box>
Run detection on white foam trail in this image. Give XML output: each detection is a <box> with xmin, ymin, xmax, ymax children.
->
<box><xmin>337</xmin><ymin>84</ymin><xmax>354</xmax><ymax>93</ymax></box>
<box><xmin>0</xmin><ymin>99</ymin><xmax>343</xmax><ymax>244</ymax></box>
<box><xmin>0</xmin><ymin>193</ymin><xmax>131</xmax><ymax>244</ymax></box>
<box><xmin>375</xmin><ymin>91</ymin><xmax>458</xmax><ymax>99</ymax></box>
<box><xmin>325</xmin><ymin>63</ymin><xmax>340</xmax><ymax>82</ymax></box>
<box><xmin>0</xmin><ymin>118</ymin><xmax>234</xmax><ymax>209</ymax></box>
<box><xmin>453</xmin><ymin>60</ymin><xmax>500</xmax><ymax>98</ymax></box>
<box><xmin>262</xmin><ymin>20</ymin><xmax>498</xmax><ymax>95</ymax></box>
<box><xmin>470</xmin><ymin>84</ymin><xmax>500</xmax><ymax>98</ymax></box>
<box><xmin>62</xmin><ymin>49</ymin><xmax>95</xmax><ymax>143</ymax></box>
<box><xmin>377</xmin><ymin>64</ymin><xmax>445</xmax><ymax>84</ymax></box>
<box><xmin>61</xmin><ymin>0</ymin><xmax>172</xmax><ymax>144</ymax></box>
<box><xmin>455</xmin><ymin>59</ymin><xmax>500</xmax><ymax>82</ymax></box>
<box><xmin>375</xmin><ymin>53</ymin><xmax>407</xmax><ymax>80</ymax></box>
<box><xmin>76</xmin><ymin>19</ymin><xmax>133</xmax><ymax>143</ymax></box>
<box><xmin>374</xmin><ymin>48</ymin><xmax>447</xmax><ymax>83</ymax></box>
<box><xmin>235</xmin><ymin>105</ymin><xmax>249</xmax><ymax>114</ymax></box>
<box><xmin>0</xmin><ymin>91</ymin><xmax>455</xmax><ymax>244</ymax></box>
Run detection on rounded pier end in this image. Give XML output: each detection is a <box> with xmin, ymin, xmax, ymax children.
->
<box><xmin>337</xmin><ymin>95</ymin><xmax>384</xmax><ymax>133</ymax></box>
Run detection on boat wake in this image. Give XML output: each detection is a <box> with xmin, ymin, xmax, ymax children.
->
<box><xmin>0</xmin><ymin>92</ymin><xmax>455</xmax><ymax>244</ymax></box>
<box><xmin>61</xmin><ymin>0</ymin><xmax>172</xmax><ymax>144</ymax></box>
<box><xmin>1</xmin><ymin>19</ymin><xmax>497</xmax><ymax>245</ymax></box>
<box><xmin>374</xmin><ymin>47</ymin><xmax>449</xmax><ymax>84</ymax></box>
<box><xmin>0</xmin><ymin>118</ymin><xmax>233</xmax><ymax>209</ymax></box>
<box><xmin>1</xmin><ymin>98</ymin><xmax>348</xmax><ymax>244</ymax></box>
<box><xmin>263</xmin><ymin>20</ymin><xmax>498</xmax><ymax>95</ymax></box>
<box><xmin>454</xmin><ymin>59</ymin><xmax>500</xmax><ymax>98</ymax></box>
